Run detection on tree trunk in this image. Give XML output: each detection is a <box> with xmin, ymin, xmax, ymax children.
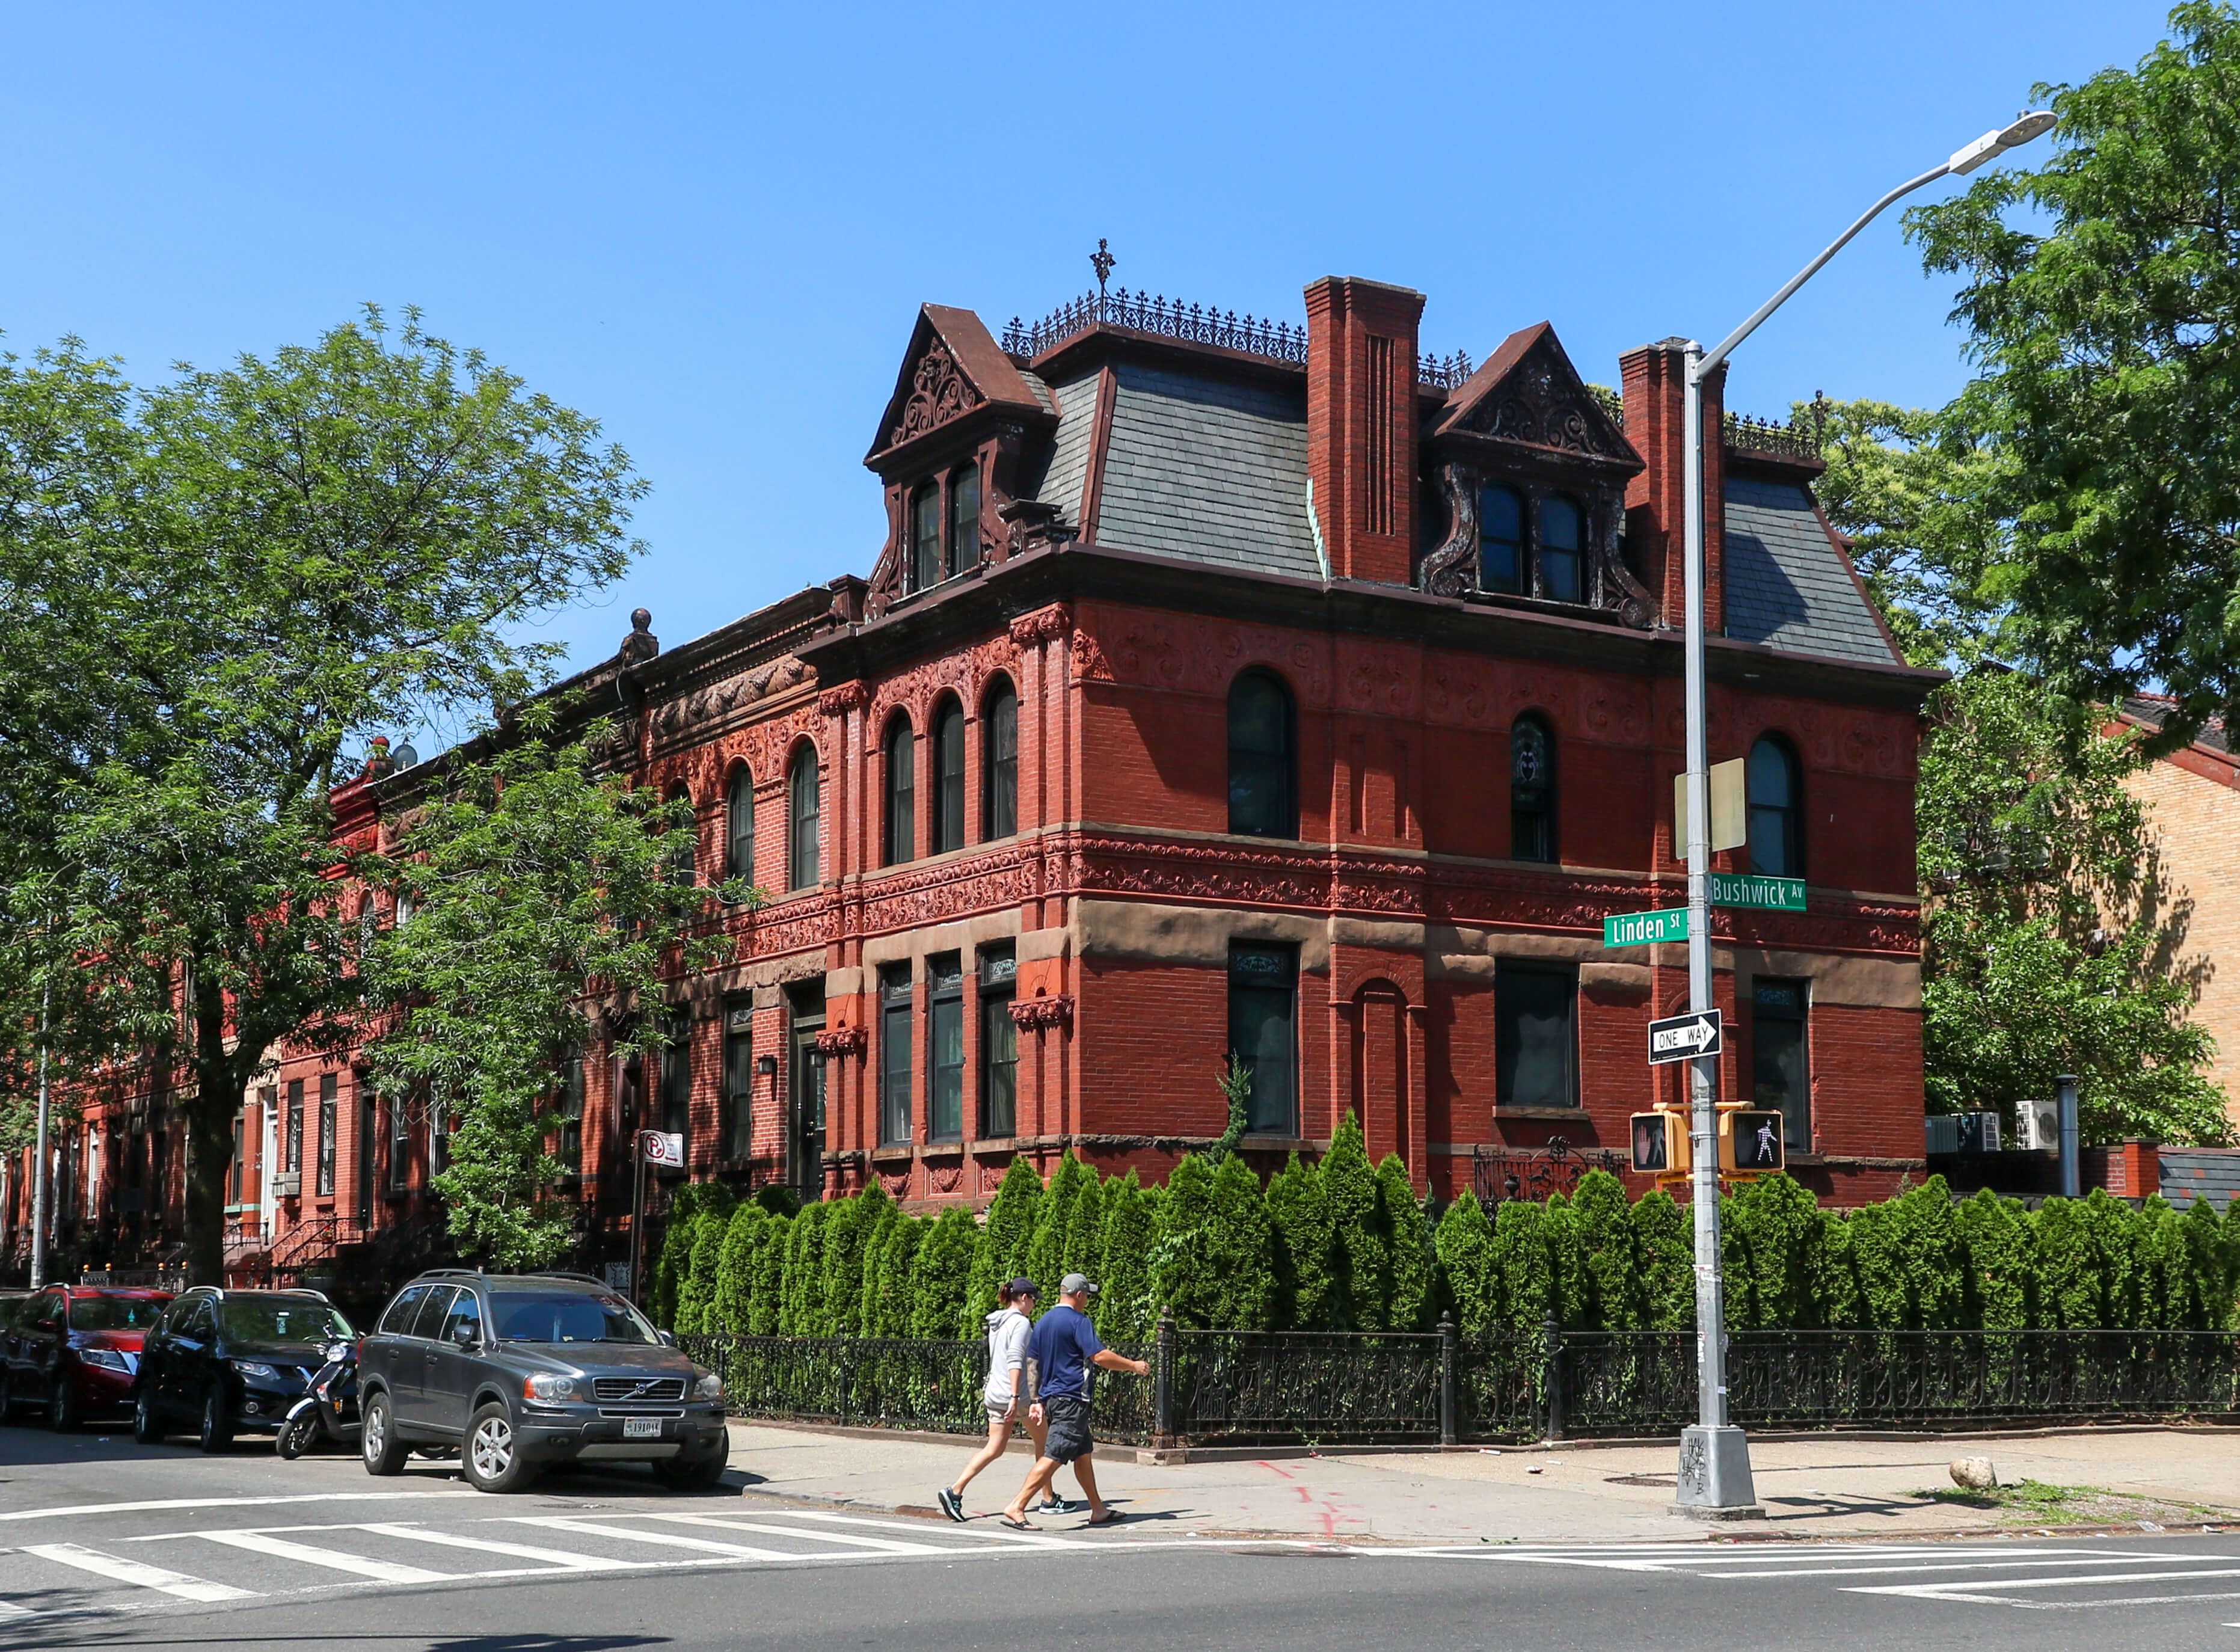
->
<box><xmin>183</xmin><ymin>978</ymin><xmax>243</xmax><ymax>1288</ymax></box>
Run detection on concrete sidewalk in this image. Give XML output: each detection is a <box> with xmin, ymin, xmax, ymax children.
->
<box><xmin>719</xmin><ymin>1419</ymin><xmax>2240</xmax><ymax>1543</ymax></box>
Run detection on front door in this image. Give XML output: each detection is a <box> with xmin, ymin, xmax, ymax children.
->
<box><xmin>789</xmin><ymin>1018</ymin><xmax>825</xmax><ymax>1203</ymax></box>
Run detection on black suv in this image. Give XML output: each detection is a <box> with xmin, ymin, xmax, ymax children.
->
<box><xmin>358</xmin><ymin>1270</ymin><xmax>728</xmax><ymax>1493</ymax></box>
<box><xmin>134</xmin><ymin>1286</ymin><xmax>355</xmax><ymax>1452</ymax></box>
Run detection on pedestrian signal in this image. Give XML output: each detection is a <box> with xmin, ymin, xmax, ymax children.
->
<box><xmin>1630</xmin><ymin>1110</ymin><xmax>1689</xmax><ymax>1175</ymax></box>
<box><xmin>1720</xmin><ymin>1109</ymin><xmax>1785</xmax><ymax>1174</ymax></box>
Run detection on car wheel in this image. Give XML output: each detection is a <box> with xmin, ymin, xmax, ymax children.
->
<box><xmin>197</xmin><ymin>1381</ymin><xmax>233</xmax><ymax>1454</ymax></box>
<box><xmin>462</xmin><ymin>1403</ymin><xmax>538</xmax><ymax>1494</ymax></box>
<box><xmin>133</xmin><ymin>1386</ymin><xmax>168</xmax><ymax>1445</ymax></box>
<box><xmin>658</xmin><ymin>1449</ymin><xmax>729</xmax><ymax>1492</ymax></box>
<box><xmin>275</xmin><ymin>1410</ymin><xmax>318</xmax><ymax>1460</ymax></box>
<box><xmin>361</xmin><ymin>1392</ymin><xmax>409</xmax><ymax>1476</ymax></box>
<box><xmin>49</xmin><ymin>1377</ymin><xmax>78</xmax><ymax>1433</ymax></box>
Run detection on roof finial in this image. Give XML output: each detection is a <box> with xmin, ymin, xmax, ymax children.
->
<box><xmin>1091</xmin><ymin>238</ymin><xmax>1116</xmax><ymax>305</ymax></box>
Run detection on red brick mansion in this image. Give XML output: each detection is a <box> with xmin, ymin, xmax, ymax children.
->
<box><xmin>4</xmin><ymin>271</ymin><xmax>1936</xmax><ymax>1289</ymax></box>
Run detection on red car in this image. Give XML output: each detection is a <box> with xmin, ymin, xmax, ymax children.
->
<box><xmin>0</xmin><ymin>1286</ymin><xmax>173</xmax><ymax>1431</ymax></box>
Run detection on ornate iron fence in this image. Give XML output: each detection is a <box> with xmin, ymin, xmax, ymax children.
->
<box><xmin>1472</xmin><ymin>1138</ymin><xmax>1627</xmax><ymax>1208</ymax></box>
<box><xmin>687</xmin><ymin>1322</ymin><xmax>2240</xmax><ymax>1446</ymax></box>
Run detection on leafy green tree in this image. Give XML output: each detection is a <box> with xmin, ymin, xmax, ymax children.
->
<box><xmin>1265</xmin><ymin>1150</ymin><xmax>1335</xmax><ymax>1330</ymax></box>
<box><xmin>859</xmin><ymin>1209</ymin><xmax>925</xmax><ymax>1339</ymax></box>
<box><xmin>1954</xmin><ymin>1190</ymin><xmax>2035</xmax><ymax>1331</ymax></box>
<box><xmin>1720</xmin><ymin>1175</ymin><xmax>1822</xmax><ymax>1330</ymax></box>
<box><xmin>779</xmin><ymin>1199</ymin><xmax>828</xmax><ymax>1336</ymax></box>
<box><xmin>1919</xmin><ymin>668</ymin><xmax>2226</xmax><ymax>1143</ymax></box>
<box><xmin>1318</xmin><ymin>1113</ymin><xmax>1380</xmax><ymax>1330</ymax></box>
<box><xmin>677</xmin><ymin>1211</ymin><xmax>728</xmax><ymax>1334</ymax></box>
<box><xmin>817</xmin><ymin>1184</ymin><xmax>888</xmax><ymax>1337</ymax></box>
<box><xmin>969</xmin><ymin>1156</ymin><xmax>1043</xmax><ymax>1321</ymax></box>
<box><xmin>1061</xmin><ymin>1165</ymin><xmax>1108</xmax><ymax>1289</ymax></box>
<box><xmin>1024</xmin><ymin>1152</ymin><xmax>1090</xmax><ymax>1303</ymax></box>
<box><xmin>1094</xmin><ymin>1170</ymin><xmax>1161</xmax><ymax>1343</ymax></box>
<box><xmin>909</xmin><ymin>1206</ymin><xmax>978</xmax><ymax>1340</ymax></box>
<box><xmin>1374</xmin><ymin>1155</ymin><xmax>1431</xmax><ymax>1332</ymax></box>
<box><xmin>362</xmin><ymin>731</ymin><xmax>745</xmax><ymax>1269</ymax></box>
<box><xmin>0</xmin><ymin>312</ymin><xmax>646</xmax><ymax>1283</ymax></box>
<box><xmin>1907</xmin><ymin>5</ymin><xmax>2240</xmax><ymax>748</ymax></box>
<box><xmin>1434</xmin><ymin>1191</ymin><xmax>1500</xmax><ymax>1337</ymax></box>
<box><xmin>653</xmin><ymin>1181</ymin><xmax>734</xmax><ymax>1330</ymax></box>
<box><xmin>1628</xmin><ymin>1189</ymin><xmax>1695</xmax><ymax>1331</ymax></box>
<box><xmin>2179</xmin><ymin>1197</ymin><xmax>2233</xmax><ymax>1331</ymax></box>
<box><xmin>1204</xmin><ymin>1055</ymin><xmax>1253</xmax><ymax>1165</ymax></box>
<box><xmin>1491</xmin><ymin>1197</ymin><xmax>1554</xmax><ymax>1336</ymax></box>
<box><xmin>1207</xmin><ymin>1153</ymin><xmax>1277</xmax><ymax>1330</ymax></box>
<box><xmin>1565</xmin><ymin>1170</ymin><xmax>1639</xmax><ymax>1332</ymax></box>
<box><xmin>747</xmin><ymin>1207</ymin><xmax>788</xmax><ymax>1336</ymax></box>
<box><xmin>715</xmin><ymin>1203</ymin><xmax>776</xmax><ymax>1334</ymax></box>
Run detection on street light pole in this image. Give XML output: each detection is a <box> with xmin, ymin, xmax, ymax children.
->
<box><xmin>1671</xmin><ymin>112</ymin><xmax>2055</xmax><ymax>1519</ymax></box>
<box><xmin>28</xmin><ymin>978</ymin><xmax>51</xmax><ymax>1291</ymax></box>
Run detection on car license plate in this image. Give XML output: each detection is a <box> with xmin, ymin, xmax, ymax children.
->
<box><xmin>622</xmin><ymin>1417</ymin><xmax>663</xmax><ymax>1440</ymax></box>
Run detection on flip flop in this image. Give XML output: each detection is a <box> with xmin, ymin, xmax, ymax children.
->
<box><xmin>998</xmin><ymin>1515</ymin><xmax>1039</xmax><ymax>1531</ymax></box>
<box><xmin>1084</xmin><ymin>1510</ymin><xmax>1131</xmax><ymax>1528</ymax></box>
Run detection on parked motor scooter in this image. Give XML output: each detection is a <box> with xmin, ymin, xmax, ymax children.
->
<box><xmin>276</xmin><ymin>1338</ymin><xmax>358</xmax><ymax>1459</ymax></box>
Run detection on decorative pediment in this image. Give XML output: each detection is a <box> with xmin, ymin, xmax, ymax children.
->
<box><xmin>1432</xmin><ymin>322</ymin><xmax>1639</xmax><ymax>470</ymax></box>
<box><xmin>864</xmin><ymin>304</ymin><xmax>1051</xmax><ymax>470</ymax></box>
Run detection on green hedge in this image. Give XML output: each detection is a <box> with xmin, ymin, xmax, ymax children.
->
<box><xmin>667</xmin><ymin>1117</ymin><xmax>2240</xmax><ymax>1339</ymax></box>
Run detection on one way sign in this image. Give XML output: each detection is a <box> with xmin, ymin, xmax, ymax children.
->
<box><xmin>1647</xmin><ymin>1008</ymin><xmax>1723</xmax><ymax>1065</ymax></box>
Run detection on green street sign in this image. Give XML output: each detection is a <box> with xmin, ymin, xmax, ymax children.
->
<box><xmin>1604</xmin><ymin>907</ymin><xmax>1689</xmax><ymax>948</ymax></box>
<box><xmin>1710</xmin><ymin>873</ymin><xmax>1807</xmax><ymax>911</ymax></box>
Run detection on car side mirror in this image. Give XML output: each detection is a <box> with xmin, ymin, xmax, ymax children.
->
<box><xmin>452</xmin><ymin>1322</ymin><xmax>479</xmax><ymax>1350</ymax></box>
<box><xmin>657</xmin><ymin>1330</ymin><xmax>677</xmax><ymax>1348</ymax></box>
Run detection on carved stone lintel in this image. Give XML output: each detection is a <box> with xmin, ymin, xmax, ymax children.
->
<box><xmin>1010</xmin><ymin>994</ymin><xmax>1075</xmax><ymax>1031</ymax></box>
<box><xmin>818</xmin><ymin>681</ymin><xmax>871</xmax><ymax>719</ymax></box>
<box><xmin>1008</xmin><ymin>603</ymin><xmax>1073</xmax><ymax>648</ymax></box>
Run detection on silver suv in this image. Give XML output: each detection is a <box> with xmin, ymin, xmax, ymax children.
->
<box><xmin>358</xmin><ymin>1270</ymin><xmax>728</xmax><ymax>1494</ymax></box>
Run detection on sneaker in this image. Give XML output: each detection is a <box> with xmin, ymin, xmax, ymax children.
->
<box><xmin>1038</xmin><ymin>1495</ymin><xmax>1073</xmax><ymax>1515</ymax></box>
<box><xmin>937</xmin><ymin>1487</ymin><xmax>965</xmax><ymax>1523</ymax></box>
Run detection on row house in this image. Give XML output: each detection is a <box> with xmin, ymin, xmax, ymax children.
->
<box><xmin>6</xmin><ymin>269</ymin><xmax>1938</xmax><ymax>1292</ymax></box>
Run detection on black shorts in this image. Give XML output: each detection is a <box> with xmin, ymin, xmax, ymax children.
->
<box><xmin>1042</xmin><ymin>1393</ymin><xmax>1093</xmax><ymax>1463</ymax></box>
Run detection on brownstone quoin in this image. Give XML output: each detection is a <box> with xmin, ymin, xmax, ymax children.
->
<box><xmin>5</xmin><ymin>272</ymin><xmax>1941</xmax><ymax>1292</ymax></box>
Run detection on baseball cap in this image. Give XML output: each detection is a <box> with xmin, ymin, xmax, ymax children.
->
<box><xmin>1060</xmin><ymin>1273</ymin><xmax>1099</xmax><ymax>1298</ymax></box>
<box><xmin>1005</xmin><ymin>1276</ymin><xmax>1039</xmax><ymax>1299</ymax></box>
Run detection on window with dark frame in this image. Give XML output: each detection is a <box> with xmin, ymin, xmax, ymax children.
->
<box><xmin>228</xmin><ymin>1110</ymin><xmax>244</xmax><ymax>1206</ymax></box>
<box><xmin>1227</xmin><ymin>671</ymin><xmax>1298</xmax><ymax>838</ymax></box>
<box><xmin>1496</xmin><ymin>963</ymin><xmax>1579</xmax><ymax>1109</ymax></box>
<box><xmin>927</xmin><ymin>954</ymin><xmax>965</xmax><ymax>1141</ymax></box>
<box><xmin>1226</xmin><ymin>944</ymin><xmax>1299</xmax><ymax>1136</ymax></box>
<box><xmin>658</xmin><ymin>1010</ymin><xmax>692</xmax><ymax>1159</ymax></box>
<box><xmin>883</xmin><ymin>717</ymin><xmax>915</xmax><ymax>866</ymax></box>
<box><xmin>1511</xmin><ymin>714</ymin><xmax>1557</xmax><ymax>863</ymax></box>
<box><xmin>557</xmin><ymin>1050</ymin><xmax>585</xmax><ymax>1172</ymax></box>
<box><xmin>1747</xmin><ymin>735</ymin><xmax>1803</xmax><ymax>878</ymax></box>
<box><xmin>1479</xmin><ymin>484</ymin><xmax>1524</xmax><ymax>594</ymax></box>
<box><xmin>910</xmin><ymin>482</ymin><xmax>941</xmax><ymax>592</ymax></box>
<box><xmin>788</xmin><ymin>745</ymin><xmax>821</xmax><ymax>889</ymax></box>
<box><xmin>316</xmin><ymin>1073</ymin><xmax>337</xmax><ymax>1196</ymax></box>
<box><xmin>430</xmin><ymin>1098</ymin><xmax>449</xmax><ymax>1177</ymax></box>
<box><xmin>979</xmin><ymin>949</ymin><xmax>1017</xmax><ymax>1138</ymax></box>
<box><xmin>666</xmin><ymin>785</ymin><xmax>697</xmax><ymax>887</ymax></box>
<box><xmin>1538</xmin><ymin>496</ymin><xmax>1584</xmax><ymax>603</ymax></box>
<box><xmin>725</xmin><ymin>765</ymin><xmax>755</xmax><ymax>887</ymax></box>
<box><xmin>983</xmin><ymin>678</ymin><xmax>1018</xmax><ymax>840</ymax></box>
<box><xmin>722</xmin><ymin>998</ymin><xmax>755</xmax><ymax>1161</ymax></box>
<box><xmin>286</xmin><ymin>1078</ymin><xmax>303</xmax><ymax>1175</ymax></box>
<box><xmin>1752</xmin><ymin>978</ymin><xmax>1811</xmax><ymax>1150</ymax></box>
<box><xmin>930</xmin><ymin>699</ymin><xmax>965</xmax><ymax>854</ymax></box>
<box><xmin>948</xmin><ymin>462</ymin><xmax>980</xmax><ymax>577</ymax></box>
<box><xmin>388</xmin><ymin>1093</ymin><xmax>410</xmax><ymax>1192</ymax></box>
<box><xmin>879</xmin><ymin>965</ymin><xmax>913</xmax><ymax>1145</ymax></box>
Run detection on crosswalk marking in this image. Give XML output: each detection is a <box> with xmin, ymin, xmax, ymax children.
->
<box><xmin>21</xmin><ymin>1543</ymin><xmax>259</xmax><ymax>1603</ymax></box>
<box><xmin>1849</xmin><ymin>1565</ymin><xmax>2240</xmax><ymax>1601</ymax></box>
<box><xmin>769</xmin><ymin>1509</ymin><xmax>1085</xmax><ymax>1549</ymax></box>
<box><xmin>643</xmin><ymin>1514</ymin><xmax>959</xmax><ymax>1555</ymax></box>
<box><xmin>506</xmin><ymin>1517</ymin><xmax>804</xmax><ymax>1562</ymax></box>
<box><xmin>1704</xmin><ymin>1556</ymin><xmax>2221</xmax><ymax>1579</ymax></box>
<box><xmin>0</xmin><ymin>1597</ymin><xmax>31</xmax><ymax>1617</ymax></box>
<box><xmin>355</xmin><ymin>1523</ymin><xmax>642</xmax><ymax>1572</ymax></box>
<box><xmin>191</xmin><ymin>1530</ymin><xmax>458</xmax><ymax>1585</ymax></box>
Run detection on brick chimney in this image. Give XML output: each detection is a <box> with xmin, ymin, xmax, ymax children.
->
<box><xmin>1619</xmin><ymin>339</ymin><xmax>1727</xmax><ymax>631</ymax></box>
<box><xmin>1305</xmin><ymin>277</ymin><xmax>1425</xmax><ymax>585</ymax></box>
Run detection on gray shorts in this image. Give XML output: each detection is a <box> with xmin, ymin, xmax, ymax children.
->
<box><xmin>984</xmin><ymin>1396</ymin><xmax>1017</xmax><ymax>1424</ymax></box>
<box><xmin>1042</xmin><ymin>1393</ymin><xmax>1093</xmax><ymax>1463</ymax></box>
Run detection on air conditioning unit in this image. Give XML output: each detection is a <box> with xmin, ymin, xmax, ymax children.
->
<box><xmin>1957</xmin><ymin>1110</ymin><xmax>2002</xmax><ymax>1153</ymax></box>
<box><xmin>2013</xmin><ymin>1098</ymin><xmax>2060</xmax><ymax>1152</ymax></box>
<box><xmin>1924</xmin><ymin>1114</ymin><xmax>1959</xmax><ymax>1155</ymax></box>
<box><xmin>272</xmin><ymin>1172</ymin><xmax>301</xmax><ymax>1198</ymax></box>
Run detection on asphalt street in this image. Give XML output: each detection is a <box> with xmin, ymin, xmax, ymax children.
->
<box><xmin>7</xmin><ymin>1423</ymin><xmax>2240</xmax><ymax>1651</ymax></box>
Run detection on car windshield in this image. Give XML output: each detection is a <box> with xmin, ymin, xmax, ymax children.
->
<box><xmin>489</xmin><ymin>1291</ymin><xmax>660</xmax><ymax>1345</ymax></box>
<box><xmin>219</xmin><ymin>1300</ymin><xmax>354</xmax><ymax>1344</ymax></box>
<box><xmin>71</xmin><ymin>1296</ymin><xmax>167</xmax><ymax>1331</ymax></box>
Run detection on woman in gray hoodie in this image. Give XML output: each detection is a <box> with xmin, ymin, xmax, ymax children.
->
<box><xmin>939</xmin><ymin>1277</ymin><xmax>1065</xmax><ymax>1520</ymax></box>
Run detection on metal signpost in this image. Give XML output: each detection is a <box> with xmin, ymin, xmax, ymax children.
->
<box><xmin>627</xmin><ymin>1129</ymin><xmax>686</xmax><ymax>1307</ymax></box>
<box><xmin>1665</xmin><ymin>110</ymin><xmax>2056</xmax><ymax>1520</ymax></box>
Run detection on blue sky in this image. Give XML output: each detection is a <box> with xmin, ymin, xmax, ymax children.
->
<box><xmin>0</xmin><ymin>2</ymin><xmax>2181</xmax><ymax>704</ymax></box>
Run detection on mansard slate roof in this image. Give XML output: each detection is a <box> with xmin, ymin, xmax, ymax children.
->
<box><xmin>1723</xmin><ymin>476</ymin><xmax>1903</xmax><ymax>667</ymax></box>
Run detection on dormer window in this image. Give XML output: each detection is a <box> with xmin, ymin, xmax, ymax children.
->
<box><xmin>1479</xmin><ymin>485</ymin><xmax>1523</xmax><ymax>594</ymax></box>
<box><xmin>1540</xmin><ymin>496</ymin><xmax>1583</xmax><ymax>603</ymax></box>
<box><xmin>1477</xmin><ymin>484</ymin><xmax>1588</xmax><ymax>604</ymax></box>
<box><xmin>910</xmin><ymin>483</ymin><xmax>941</xmax><ymax>592</ymax></box>
<box><xmin>948</xmin><ymin>462</ymin><xmax>980</xmax><ymax>574</ymax></box>
<box><xmin>904</xmin><ymin>461</ymin><xmax>985</xmax><ymax>595</ymax></box>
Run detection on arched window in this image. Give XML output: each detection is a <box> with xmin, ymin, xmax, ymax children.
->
<box><xmin>1227</xmin><ymin>669</ymin><xmax>1297</xmax><ymax>838</ymax></box>
<box><xmin>725</xmin><ymin>764</ymin><xmax>755</xmax><ymax>888</ymax></box>
<box><xmin>665</xmin><ymin>785</ymin><xmax>696</xmax><ymax>886</ymax></box>
<box><xmin>356</xmin><ymin>894</ymin><xmax>377</xmax><ymax>957</ymax></box>
<box><xmin>948</xmin><ymin>462</ymin><xmax>980</xmax><ymax>578</ymax></box>
<box><xmin>787</xmin><ymin>745</ymin><xmax>821</xmax><ymax>890</ymax></box>
<box><xmin>1747</xmin><ymin>735</ymin><xmax>1802</xmax><ymax>878</ymax></box>
<box><xmin>1539</xmin><ymin>497</ymin><xmax>1583</xmax><ymax>604</ymax></box>
<box><xmin>909</xmin><ymin>482</ymin><xmax>940</xmax><ymax>593</ymax></box>
<box><xmin>982</xmin><ymin>676</ymin><xmax>1019</xmax><ymax>841</ymax></box>
<box><xmin>1479</xmin><ymin>485</ymin><xmax>1523</xmax><ymax>594</ymax></box>
<box><xmin>1511</xmin><ymin>714</ymin><xmax>1556</xmax><ymax>863</ymax></box>
<box><xmin>883</xmin><ymin>715</ymin><xmax>915</xmax><ymax>867</ymax></box>
<box><xmin>930</xmin><ymin>697</ymin><xmax>966</xmax><ymax>854</ymax></box>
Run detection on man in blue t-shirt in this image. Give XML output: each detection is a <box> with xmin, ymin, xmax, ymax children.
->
<box><xmin>1001</xmin><ymin>1273</ymin><xmax>1148</xmax><ymax>1529</ymax></box>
